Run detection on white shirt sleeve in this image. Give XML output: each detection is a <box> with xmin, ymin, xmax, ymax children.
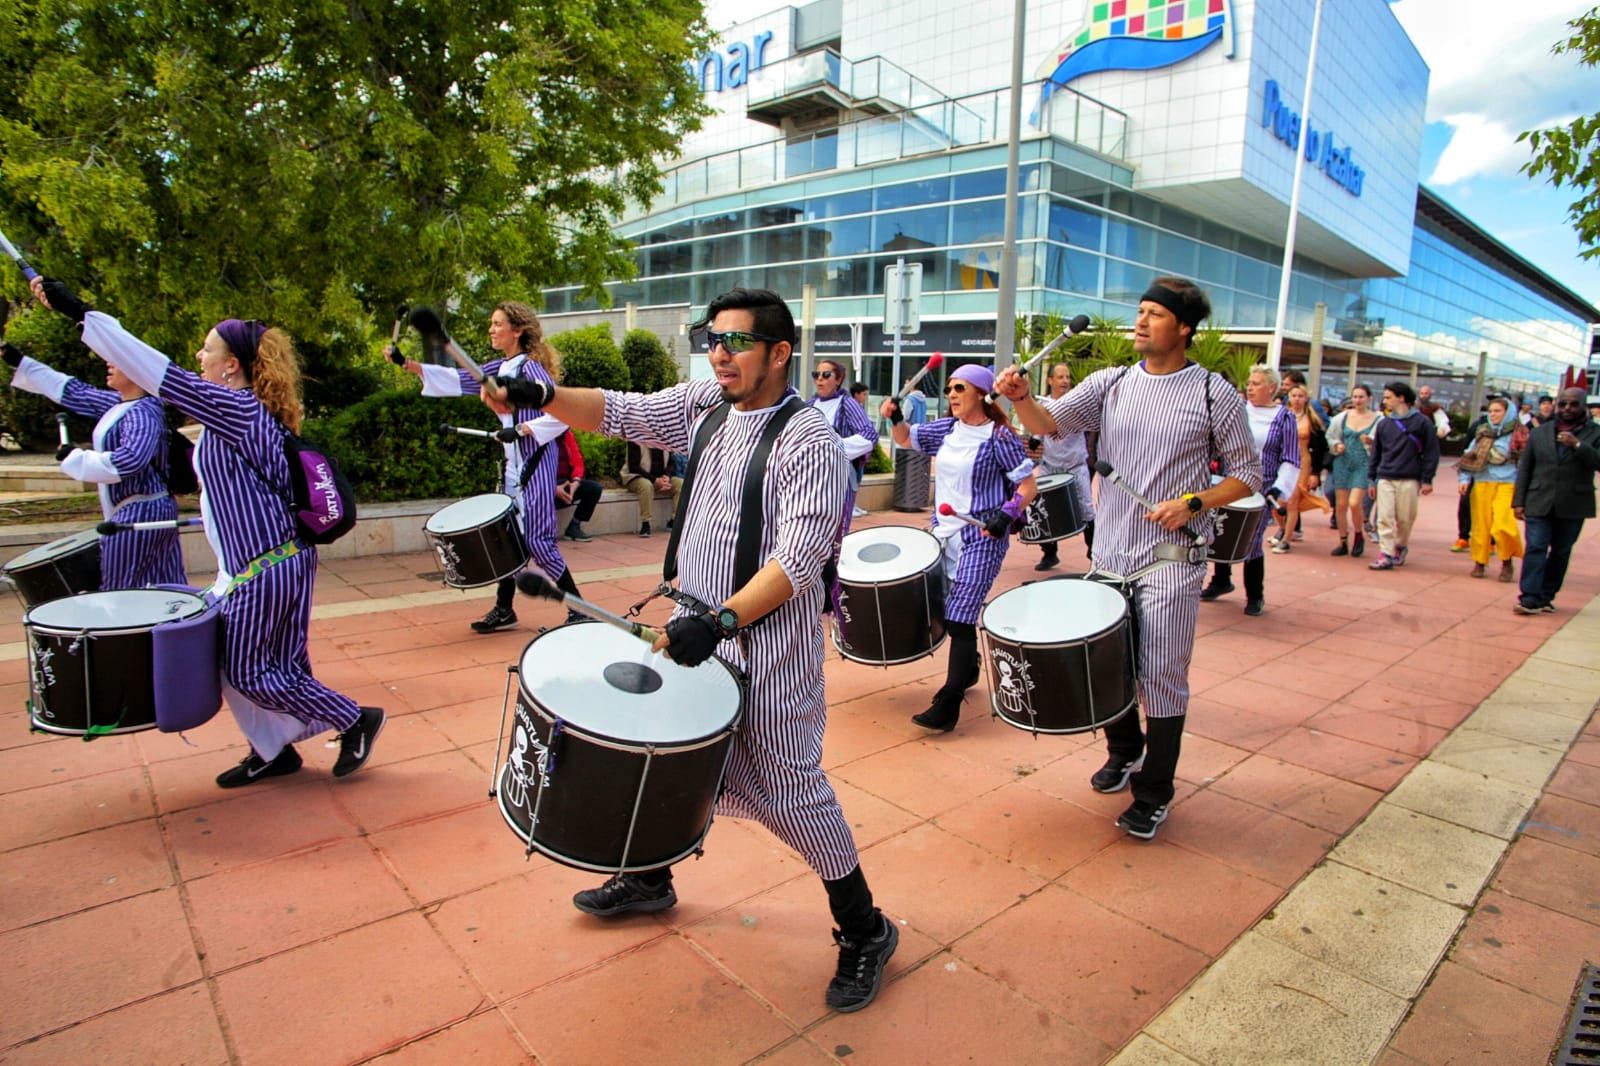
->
<box><xmin>1432</xmin><ymin>408</ymin><xmax>1449</xmax><ymax>437</ymax></box>
<box><xmin>521</xmin><ymin>415</ymin><xmax>570</xmax><ymax>446</ymax></box>
<box><xmin>60</xmin><ymin>448</ymin><xmax>123</xmax><ymax>484</ymax></box>
<box><xmin>418</xmin><ymin>363</ymin><xmax>467</xmax><ymax>397</ymax></box>
<box><xmin>838</xmin><ymin>434</ymin><xmax>876</xmax><ymax>461</ymax></box>
<box><xmin>80</xmin><ymin>312</ymin><xmax>172</xmax><ymax>395</ymax></box>
<box><xmin>9</xmin><ymin>356</ymin><xmax>71</xmax><ymax>402</ymax></box>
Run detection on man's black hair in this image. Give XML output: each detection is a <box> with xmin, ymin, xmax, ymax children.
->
<box><xmin>1385</xmin><ymin>381</ymin><xmax>1416</xmax><ymax>406</ymax></box>
<box><xmin>698</xmin><ymin>288</ymin><xmax>796</xmax><ymax>347</ymax></box>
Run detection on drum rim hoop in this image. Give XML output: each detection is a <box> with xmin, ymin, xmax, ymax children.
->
<box><xmin>5</xmin><ymin>532</ymin><xmax>101</xmax><ymax>571</ymax></box>
<box><xmin>25</xmin><ymin>591</ymin><xmax>208</xmax><ymax>633</ymax></box>
<box><xmin>423</xmin><ymin>493</ymin><xmax>519</xmax><ymax>533</ymax></box>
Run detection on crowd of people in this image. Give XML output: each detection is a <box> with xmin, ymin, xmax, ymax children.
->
<box><xmin>6</xmin><ymin>269</ymin><xmax>1598</xmax><ymax>1019</ymax></box>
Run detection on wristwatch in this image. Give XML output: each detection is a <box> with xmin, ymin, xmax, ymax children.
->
<box><xmin>712</xmin><ymin>606</ymin><xmax>740</xmax><ymax>638</ymax></box>
<box><xmin>1182</xmin><ymin>492</ymin><xmax>1204</xmax><ymax>514</ymax></box>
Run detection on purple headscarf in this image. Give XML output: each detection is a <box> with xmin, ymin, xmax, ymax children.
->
<box><xmin>215</xmin><ymin>319</ymin><xmax>266</xmax><ymax>378</ymax></box>
<box><xmin>950</xmin><ymin>363</ymin><xmax>995</xmax><ymax>396</ymax></box>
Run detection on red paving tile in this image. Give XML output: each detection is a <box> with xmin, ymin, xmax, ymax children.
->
<box><xmin>329</xmin><ymin>749</ymin><xmax>489</xmax><ymax>833</ymax></box>
<box><xmin>1522</xmin><ymin>792</ymin><xmax>1600</xmax><ymax>859</ymax></box>
<box><xmin>1546</xmin><ymin>759</ymin><xmax>1600</xmax><ymax>807</ymax></box>
<box><xmin>1305</xmin><ymin>705</ymin><xmax>1451</xmax><ymax>758</ymax></box>
<box><xmin>933</xmin><ymin>780</ymin><xmax>1122</xmax><ymax>880</ymax></box>
<box><xmin>1258</xmin><ymin>726</ymin><xmax>1419</xmax><ymax>790</ymax></box>
<box><xmin>0</xmin><ymin>985</ymin><xmax>228</xmax><ymax>1066</ymax></box>
<box><xmin>503</xmin><ymin>935</ymin><xmax>795</xmax><ymax>1065</ymax></box>
<box><xmin>371</xmin><ymin>805</ymin><xmax>537</xmax><ymax>904</ymax></box>
<box><xmin>0</xmin><ymin>819</ymin><xmax>173</xmax><ymax>932</ymax></box>
<box><xmin>856</xmin><ymin>822</ymin><xmax>1046</xmax><ymax>943</ymax></box>
<box><xmin>186</xmin><ymin>837</ymin><xmax>414</xmax><ymax>970</ymax></box>
<box><xmin>0</xmin><ymin>888</ymin><xmax>202</xmax><ymax>1047</ymax></box>
<box><xmin>1493</xmin><ymin>836</ymin><xmax>1600</xmax><ymax>927</ymax></box>
<box><xmin>1450</xmin><ymin>889</ymin><xmax>1600</xmax><ymax>1006</ymax></box>
<box><xmin>1060</xmin><ymin>838</ymin><xmax>1282</xmax><ymax>956</ymax></box>
<box><xmin>1161</xmin><ymin>789</ymin><xmax>1338</xmax><ymax>887</ymax></box>
<box><xmin>954</xmin><ymin>884</ymin><xmax>1210</xmax><ymax>1048</ymax></box>
<box><xmin>831</xmin><ymin>740</ymin><xmax>1014</xmax><ymax>820</ymax></box>
<box><xmin>215</xmin><ymin>913</ymin><xmax>481</xmax><ymax>1066</ymax></box>
<box><xmin>0</xmin><ymin>731</ymin><xmax>144</xmax><ymax>794</ymax></box>
<box><xmin>163</xmin><ymin>780</ymin><xmax>359</xmax><ymax>880</ymax></box>
<box><xmin>808</xmin><ymin>950</ymin><xmax>1112</xmax><ymax>1065</ymax></box>
<box><xmin>1388</xmin><ymin>961</ymin><xmax>1569</xmax><ymax>1066</ymax></box>
<box><xmin>368</xmin><ymin>1009</ymin><xmax>531</xmax><ymax>1065</ymax></box>
<box><xmin>0</xmin><ymin>767</ymin><xmax>155</xmax><ymax>851</ymax></box>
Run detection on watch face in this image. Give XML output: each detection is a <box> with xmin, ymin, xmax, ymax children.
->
<box><xmin>1187</xmin><ymin>496</ymin><xmax>1203</xmax><ymax>513</ymax></box>
<box><xmin>716</xmin><ymin>608</ymin><xmax>738</xmax><ymax>632</ymax></box>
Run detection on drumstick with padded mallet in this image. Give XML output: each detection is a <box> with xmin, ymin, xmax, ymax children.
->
<box><xmin>986</xmin><ymin>313</ymin><xmax>1092</xmax><ymax>404</ymax></box>
<box><xmin>895</xmin><ymin>352</ymin><xmax>943</xmax><ymax>403</ymax></box>
<box><xmin>0</xmin><ymin>227</ymin><xmax>40</xmax><ymax>282</ymax></box>
<box><xmin>1093</xmin><ymin>460</ymin><xmax>1209</xmax><ymax>546</ymax></box>
<box><xmin>97</xmin><ymin>517</ymin><xmax>205</xmax><ymax>535</ymax></box>
<box><xmin>937</xmin><ymin>503</ymin><xmax>985</xmax><ymax>528</ymax></box>
<box><xmin>440</xmin><ymin>422</ymin><xmax>519</xmax><ymax>443</ymax></box>
<box><xmin>54</xmin><ymin>413</ymin><xmax>72</xmax><ymax>461</ymax></box>
<box><xmin>516</xmin><ymin>571</ymin><xmax>660</xmax><ymax>646</ymax></box>
<box><xmin>383</xmin><ymin>302</ymin><xmax>410</xmax><ymax>365</ymax></box>
<box><xmin>408</xmin><ymin>306</ymin><xmax>485</xmax><ymax>382</ymax></box>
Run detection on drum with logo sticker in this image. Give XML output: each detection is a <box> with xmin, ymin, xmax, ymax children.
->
<box><xmin>832</xmin><ymin>525</ymin><xmax>946</xmax><ymax>665</ymax></box>
<box><xmin>494</xmin><ymin>621</ymin><xmax>745</xmax><ymax>874</ymax></box>
<box><xmin>1205</xmin><ymin>474</ymin><xmax>1267</xmax><ymax>564</ymax></box>
<box><xmin>423</xmin><ymin>493</ymin><xmax>527</xmax><ymax>588</ymax></box>
<box><xmin>25</xmin><ymin>588</ymin><xmax>219</xmax><ymax>736</ymax></box>
<box><xmin>4</xmin><ymin>529</ymin><xmax>102</xmax><ymax>608</ymax></box>
<box><xmin>978</xmin><ymin>574</ymin><xmax>1136</xmax><ymax>735</ymax></box>
<box><xmin>1018</xmin><ymin>472</ymin><xmax>1087</xmax><ymax>544</ymax></box>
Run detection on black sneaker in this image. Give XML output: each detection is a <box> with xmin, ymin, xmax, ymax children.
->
<box><xmin>572</xmin><ymin>872</ymin><xmax>677</xmax><ymax>917</ymax></box>
<box><xmin>1034</xmin><ymin>553</ymin><xmax>1059</xmax><ymax>572</ymax></box>
<box><xmin>1199</xmin><ymin>581</ymin><xmax>1234</xmax><ymax>601</ymax></box>
<box><xmin>216</xmin><ymin>745</ymin><xmax>302</xmax><ymax>788</ymax></box>
<box><xmin>639</xmin><ymin>521</ymin><xmax>651</xmax><ymax>538</ymax></box>
<box><xmin>1089</xmin><ymin>753</ymin><xmax>1143</xmax><ymax>793</ymax></box>
<box><xmin>470</xmin><ymin>604</ymin><xmax>518</xmax><ymax>633</ymax></box>
<box><xmin>825</xmin><ymin>912</ymin><xmax>899</xmax><ymax>1013</ymax></box>
<box><xmin>565</xmin><ymin>521</ymin><xmax>593</xmax><ymax>542</ymax></box>
<box><xmin>332</xmin><ymin>706</ymin><xmax>385</xmax><ymax>778</ymax></box>
<box><xmin>1540</xmin><ymin>603</ymin><xmax>1556</xmax><ymax>613</ymax></box>
<box><xmin>1116</xmin><ymin>799</ymin><xmax>1169</xmax><ymax>840</ymax></box>
<box><xmin>1243</xmin><ymin>598</ymin><xmax>1263</xmax><ymax>617</ymax></box>
<box><xmin>1512</xmin><ymin>601</ymin><xmax>1542</xmax><ymax>616</ymax></box>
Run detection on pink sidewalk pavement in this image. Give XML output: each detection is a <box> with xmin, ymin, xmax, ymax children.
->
<box><xmin>1</xmin><ymin>486</ymin><xmax>1596</xmax><ymax>1065</ymax></box>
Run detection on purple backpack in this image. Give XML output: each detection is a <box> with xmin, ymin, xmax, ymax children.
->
<box><xmin>283</xmin><ymin>434</ymin><xmax>357</xmax><ymax>544</ymax></box>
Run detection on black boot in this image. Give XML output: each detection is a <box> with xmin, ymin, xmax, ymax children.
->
<box><xmin>914</xmin><ymin>621</ymin><xmax>976</xmax><ymax>732</ymax></box>
<box><xmin>1200</xmin><ymin>563</ymin><xmax>1235</xmax><ymax>601</ymax></box>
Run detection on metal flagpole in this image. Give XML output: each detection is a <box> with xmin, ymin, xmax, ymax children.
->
<box><xmin>993</xmin><ymin>0</ymin><xmax>1027</xmax><ymax>369</ymax></box>
<box><xmin>1267</xmin><ymin>0</ymin><xmax>1324</xmax><ymax>372</ymax></box>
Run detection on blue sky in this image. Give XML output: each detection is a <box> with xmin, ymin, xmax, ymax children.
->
<box><xmin>703</xmin><ymin>0</ymin><xmax>1600</xmax><ymax>311</ymax></box>
<box><xmin>1391</xmin><ymin>0</ymin><xmax>1600</xmax><ymax>309</ymax></box>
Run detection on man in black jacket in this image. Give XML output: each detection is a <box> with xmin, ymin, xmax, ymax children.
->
<box><xmin>1512</xmin><ymin>387</ymin><xmax>1600</xmax><ymax>614</ymax></box>
<box><xmin>1367</xmin><ymin>381</ymin><xmax>1439</xmax><ymax>570</ymax></box>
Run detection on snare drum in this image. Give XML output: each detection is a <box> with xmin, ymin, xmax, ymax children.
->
<box><xmin>4</xmin><ymin>530</ymin><xmax>102</xmax><ymax>608</ymax></box>
<box><xmin>26</xmin><ymin>589</ymin><xmax>216</xmax><ymax>736</ymax></box>
<box><xmin>1206</xmin><ymin>475</ymin><xmax>1268</xmax><ymax>563</ymax></box>
<box><xmin>832</xmin><ymin>526</ymin><xmax>947</xmax><ymax>665</ymax></box>
<box><xmin>495</xmin><ymin>622</ymin><xmax>744</xmax><ymax>874</ymax></box>
<box><xmin>424</xmin><ymin>494</ymin><xmax>527</xmax><ymax>588</ymax></box>
<box><xmin>979</xmin><ymin>575</ymin><xmax>1137</xmax><ymax>735</ymax></box>
<box><xmin>1019</xmin><ymin>473</ymin><xmax>1088</xmax><ymax>544</ymax></box>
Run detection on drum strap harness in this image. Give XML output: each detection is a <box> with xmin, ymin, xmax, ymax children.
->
<box><xmin>629</xmin><ymin>395</ymin><xmax>806</xmax><ymax>633</ymax></box>
<box><xmin>226</xmin><ymin>538</ymin><xmax>301</xmax><ymax>594</ymax></box>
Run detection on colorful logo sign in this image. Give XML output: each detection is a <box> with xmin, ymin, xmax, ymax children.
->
<box><xmin>1037</xmin><ymin>0</ymin><xmax>1233</xmax><ymax>111</ymax></box>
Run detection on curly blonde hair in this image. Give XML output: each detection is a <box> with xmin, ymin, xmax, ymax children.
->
<box><xmin>248</xmin><ymin>328</ymin><xmax>305</xmax><ymax>433</ymax></box>
<box><xmin>496</xmin><ymin>300</ymin><xmax>561</xmax><ymax>382</ymax></box>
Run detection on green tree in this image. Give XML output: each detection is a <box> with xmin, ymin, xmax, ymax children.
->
<box><xmin>620</xmin><ymin>328</ymin><xmax>679</xmax><ymax>393</ymax></box>
<box><xmin>0</xmin><ymin>0</ymin><xmax>712</xmax><ymax>363</ymax></box>
<box><xmin>1520</xmin><ymin>7</ymin><xmax>1600</xmax><ymax>260</ymax></box>
<box><xmin>552</xmin><ymin>323</ymin><xmax>629</xmax><ymax>390</ymax></box>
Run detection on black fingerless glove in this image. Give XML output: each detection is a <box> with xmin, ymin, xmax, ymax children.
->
<box><xmin>385</xmin><ymin>345</ymin><xmax>405</xmax><ymax>366</ymax></box>
<box><xmin>55</xmin><ymin>443</ymin><xmax>74</xmax><ymax>462</ymax></box>
<box><xmin>980</xmin><ymin>509</ymin><xmax>1013</xmax><ymax>539</ymax></box>
<box><xmin>40</xmin><ymin>278</ymin><xmax>89</xmax><ymax>324</ymax></box>
<box><xmin>886</xmin><ymin>399</ymin><xmax>903</xmax><ymax>425</ymax></box>
<box><xmin>1</xmin><ymin>342</ymin><xmax>23</xmax><ymax>369</ymax></box>
<box><xmin>494</xmin><ymin>426</ymin><xmax>520</xmax><ymax>443</ymax></box>
<box><xmin>500</xmin><ymin>376</ymin><xmax>553</xmax><ymax>408</ymax></box>
<box><xmin>664</xmin><ymin>612</ymin><xmax>722</xmax><ymax>667</ymax></box>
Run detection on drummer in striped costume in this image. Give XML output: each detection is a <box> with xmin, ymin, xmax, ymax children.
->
<box><xmin>34</xmin><ymin>277</ymin><xmax>385</xmax><ymax>788</ymax></box>
<box><xmin>486</xmin><ymin>287</ymin><xmax>898</xmax><ymax>1014</ymax></box>
<box><xmin>809</xmin><ymin>358</ymin><xmax>877</xmax><ymax>532</ymax></box>
<box><xmin>1030</xmin><ymin>361</ymin><xmax>1095</xmax><ymax>571</ymax></box>
<box><xmin>1202</xmin><ymin>364</ymin><xmax>1299</xmax><ymax>615</ymax></box>
<box><xmin>397</xmin><ymin>302</ymin><xmax>577</xmax><ymax>632</ymax></box>
<box><xmin>881</xmin><ymin>364</ymin><xmax>1037</xmax><ymax>731</ymax></box>
<box><xmin>3</xmin><ymin>343</ymin><xmax>187</xmax><ymax>588</ymax></box>
<box><xmin>998</xmin><ymin>277</ymin><xmax>1260</xmax><ymax>840</ymax></box>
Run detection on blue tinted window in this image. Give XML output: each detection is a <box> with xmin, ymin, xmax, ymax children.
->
<box><xmin>873</xmin><ymin>206</ymin><xmax>948</xmax><ymax>251</ymax></box>
<box><xmin>874</xmin><ymin>177</ymin><xmax>950</xmax><ymax>210</ymax></box>
<box><xmin>1048</xmin><ymin>200</ymin><xmax>1103</xmax><ymax>251</ymax></box>
<box><xmin>953</xmin><ymin>169</ymin><xmax>1006</xmax><ymax>199</ymax></box>
<box><xmin>952</xmin><ymin>199</ymin><xmax>1004</xmax><ymax>245</ymax></box>
<box><xmin>806</xmin><ymin>189</ymin><xmax>871</xmax><ymax>220</ymax></box>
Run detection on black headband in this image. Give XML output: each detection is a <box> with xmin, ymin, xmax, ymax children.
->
<box><xmin>1140</xmin><ymin>285</ymin><xmax>1201</xmax><ymax>329</ymax></box>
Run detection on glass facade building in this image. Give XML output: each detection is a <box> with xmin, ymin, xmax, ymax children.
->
<box><xmin>541</xmin><ymin>0</ymin><xmax>1597</xmax><ymax>406</ymax></box>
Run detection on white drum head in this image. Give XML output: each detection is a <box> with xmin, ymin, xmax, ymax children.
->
<box><xmin>27</xmin><ymin>589</ymin><xmax>206</xmax><ymax>631</ymax></box>
<box><xmin>982</xmin><ymin>579</ymin><xmax>1126</xmax><ymax>643</ymax></box>
<box><xmin>5</xmin><ymin>529</ymin><xmax>100</xmax><ymax>571</ymax></box>
<box><xmin>1210</xmin><ymin>473</ymin><xmax>1265</xmax><ymax>511</ymax></box>
<box><xmin>837</xmin><ymin>526</ymin><xmax>942</xmax><ymax>583</ymax></box>
<box><xmin>1035</xmin><ymin>472</ymin><xmax>1076</xmax><ymax>492</ymax></box>
<box><xmin>425</xmin><ymin>493</ymin><xmax>516</xmax><ymax>534</ymax></box>
<box><xmin>518</xmin><ymin>623</ymin><xmax>743</xmax><ymax>744</ymax></box>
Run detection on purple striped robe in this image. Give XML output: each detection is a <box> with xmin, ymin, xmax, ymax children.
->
<box><xmin>598</xmin><ymin>379</ymin><xmax>861</xmax><ymax>881</ymax></box>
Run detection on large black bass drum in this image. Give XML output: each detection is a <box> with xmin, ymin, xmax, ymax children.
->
<box><xmin>495</xmin><ymin>621</ymin><xmax>745</xmax><ymax>874</ymax></box>
<box><xmin>423</xmin><ymin>494</ymin><xmax>527</xmax><ymax>588</ymax></box>
<box><xmin>4</xmin><ymin>529</ymin><xmax>102</xmax><ymax>608</ymax></box>
<box><xmin>832</xmin><ymin>525</ymin><xmax>946</xmax><ymax>665</ymax></box>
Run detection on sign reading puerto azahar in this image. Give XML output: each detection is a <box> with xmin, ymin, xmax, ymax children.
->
<box><xmin>1262</xmin><ymin>79</ymin><xmax>1365</xmax><ymax>198</ymax></box>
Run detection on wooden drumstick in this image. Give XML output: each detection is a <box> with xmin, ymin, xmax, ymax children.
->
<box><xmin>987</xmin><ymin>314</ymin><xmax>1091</xmax><ymax>404</ymax></box>
<box><xmin>937</xmin><ymin>503</ymin><xmax>985</xmax><ymax>528</ymax></box>
<box><xmin>516</xmin><ymin>571</ymin><xmax>658</xmax><ymax>645</ymax></box>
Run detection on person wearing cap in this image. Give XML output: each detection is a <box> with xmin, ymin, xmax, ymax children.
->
<box><xmin>30</xmin><ymin>275</ymin><xmax>385</xmax><ymax>787</ymax></box>
<box><xmin>881</xmin><ymin>363</ymin><xmax>1038</xmax><ymax>732</ymax></box>
<box><xmin>995</xmin><ymin>276</ymin><xmax>1259</xmax><ymax>841</ymax></box>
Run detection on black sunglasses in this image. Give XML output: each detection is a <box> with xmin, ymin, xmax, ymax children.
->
<box><xmin>699</xmin><ymin>328</ymin><xmax>788</xmax><ymax>354</ymax></box>
<box><xmin>944</xmin><ymin>383</ymin><xmax>968</xmax><ymax>395</ymax></box>
<box><xmin>811</xmin><ymin>370</ymin><xmax>836</xmax><ymax>380</ymax></box>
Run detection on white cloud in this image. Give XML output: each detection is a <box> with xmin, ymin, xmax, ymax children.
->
<box><xmin>1428</xmin><ymin>113</ymin><xmax>1549</xmax><ymax>185</ymax></box>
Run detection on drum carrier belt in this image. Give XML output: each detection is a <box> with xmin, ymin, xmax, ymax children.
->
<box><xmin>629</xmin><ymin>395</ymin><xmax>805</xmax><ymax>624</ymax></box>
